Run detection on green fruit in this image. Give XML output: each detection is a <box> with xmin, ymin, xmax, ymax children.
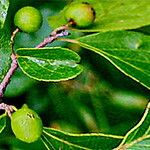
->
<box><xmin>14</xmin><ymin>6</ymin><xmax>42</xmax><ymax>33</ymax></box>
<box><xmin>65</xmin><ymin>2</ymin><xmax>95</xmax><ymax>28</ymax></box>
<box><xmin>11</xmin><ymin>104</ymin><xmax>43</xmax><ymax>143</ymax></box>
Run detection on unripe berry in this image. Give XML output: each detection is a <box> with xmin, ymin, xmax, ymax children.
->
<box><xmin>11</xmin><ymin>105</ymin><xmax>43</xmax><ymax>143</ymax></box>
<box><xmin>14</xmin><ymin>6</ymin><xmax>42</xmax><ymax>33</ymax></box>
<box><xmin>65</xmin><ymin>2</ymin><xmax>96</xmax><ymax>28</ymax></box>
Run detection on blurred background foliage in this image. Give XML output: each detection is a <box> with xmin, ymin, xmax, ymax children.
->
<box><xmin>0</xmin><ymin>0</ymin><xmax>149</xmax><ymax>149</ymax></box>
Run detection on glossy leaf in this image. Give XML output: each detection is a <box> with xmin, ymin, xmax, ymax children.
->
<box><xmin>114</xmin><ymin>102</ymin><xmax>150</xmax><ymax>150</ymax></box>
<box><xmin>41</xmin><ymin>127</ymin><xmax>123</xmax><ymax>150</ymax></box>
<box><xmin>0</xmin><ymin>114</ymin><xmax>7</xmax><ymax>134</ymax></box>
<box><xmin>70</xmin><ymin>31</ymin><xmax>150</xmax><ymax>89</ymax></box>
<box><xmin>0</xmin><ymin>0</ymin><xmax>9</xmax><ymax>28</ymax></box>
<box><xmin>16</xmin><ymin>47</ymin><xmax>83</xmax><ymax>81</ymax></box>
<box><xmin>0</xmin><ymin>29</ymin><xmax>11</xmax><ymax>82</ymax></box>
<box><xmin>48</xmin><ymin>0</ymin><xmax>150</xmax><ymax>32</ymax></box>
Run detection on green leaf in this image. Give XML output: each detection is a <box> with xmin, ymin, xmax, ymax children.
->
<box><xmin>48</xmin><ymin>0</ymin><xmax>150</xmax><ymax>32</ymax></box>
<box><xmin>0</xmin><ymin>137</ymin><xmax>46</xmax><ymax>150</ymax></box>
<box><xmin>69</xmin><ymin>30</ymin><xmax>150</xmax><ymax>89</ymax></box>
<box><xmin>16</xmin><ymin>47</ymin><xmax>83</xmax><ymax>82</ymax></box>
<box><xmin>114</xmin><ymin>102</ymin><xmax>150</xmax><ymax>150</ymax></box>
<box><xmin>126</xmin><ymin>139</ymin><xmax>150</xmax><ymax>150</ymax></box>
<box><xmin>41</xmin><ymin>127</ymin><xmax>123</xmax><ymax>150</ymax></box>
<box><xmin>0</xmin><ymin>0</ymin><xmax>9</xmax><ymax>28</ymax></box>
<box><xmin>0</xmin><ymin>29</ymin><xmax>11</xmax><ymax>82</ymax></box>
<box><xmin>0</xmin><ymin>114</ymin><xmax>7</xmax><ymax>134</ymax></box>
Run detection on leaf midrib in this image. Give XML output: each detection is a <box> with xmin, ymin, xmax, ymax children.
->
<box><xmin>43</xmin><ymin>130</ymin><xmax>91</xmax><ymax>150</ymax></box>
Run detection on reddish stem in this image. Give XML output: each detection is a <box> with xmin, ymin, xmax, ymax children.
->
<box><xmin>36</xmin><ymin>26</ymin><xmax>69</xmax><ymax>48</ymax></box>
<box><xmin>0</xmin><ymin>53</ymin><xmax>18</xmax><ymax>98</ymax></box>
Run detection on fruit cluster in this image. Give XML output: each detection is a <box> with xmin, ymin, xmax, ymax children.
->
<box><xmin>14</xmin><ymin>2</ymin><xmax>96</xmax><ymax>33</ymax></box>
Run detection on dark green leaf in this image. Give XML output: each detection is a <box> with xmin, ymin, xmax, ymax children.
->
<box><xmin>42</xmin><ymin>127</ymin><xmax>123</xmax><ymax>150</ymax></box>
<box><xmin>16</xmin><ymin>47</ymin><xmax>83</xmax><ymax>81</ymax></box>
<box><xmin>48</xmin><ymin>0</ymin><xmax>150</xmax><ymax>32</ymax></box>
<box><xmin>0</xmin><ymin>0</ymin><xmax>9</xmax><ymax>28</ymax></box>
<box><xmin>0</xmin><ymin>114</ymin><xmax>7</xmax><ymax>134</ymax></box>
<box><xmin>73</xmin><ymin>31</ymin><xmax>150</xmax><ymax>89</ymax></box>
<box><xmin>114</xmin><ymin>102</ymin><xmax>150</xmax><ymax>150</ymax></box>
<box><xmin>0</xmin><ymin>29</ymin><xmax>11</xmax><ymax>82</ymax></box>
<box><xmin>0</xmin><ymin>137</ymin><xmax>46</xmax><ymax>150</ymax></box>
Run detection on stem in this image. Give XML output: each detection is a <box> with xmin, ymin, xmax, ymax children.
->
<box><xmin>0</xmin><ymin>103</ymin><xmax>17</xmax><ymax>117</ymax></box>
<box><xmin>36</xmin><ymin>26</ymin><xmax>70</xmax><ymax>48</ymax></box>
<box><xmin>11</xmin><ymin>28</ymin><xmax>20</xmax><ymax>52</ymax></box>
<box><xmin>58</xmin><ymin>38</ymin><xmax>79</xmax><ymax>44</ymax></box>
<box><xmin>0</xmin><ymin>53</ymin><xmax>18</xmax><ymax>98</ymax></box>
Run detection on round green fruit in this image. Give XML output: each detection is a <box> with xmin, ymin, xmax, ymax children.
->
<box><xmin>14</xmin><ymin>6</ymin><xmax>42</xmax><ymax>33</ymax></box>
<box><xmin>65</xmin><ymin>2</ymin><xmax>96</xmax><ymax>28</ymax></box>
<box><xmin>11</xmin><ymin>105</ymin><xmax>43</xmax><ymax>143</ymax></box>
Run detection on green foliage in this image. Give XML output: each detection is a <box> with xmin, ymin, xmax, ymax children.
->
<box><xmin>42</xmin><ymin>127</ymin><xmax>123</xmax><ymax>149</ymax></box>
<box><xmin>16</xmin><ymin>47</ymin><xmax>83</xmax><ymax>81</ymax></box>
<box><xmin>115</xmin><ymin>102</ymin><xmax>150</xmax><ymax>149</ymax></box>
<box><xmin>0</xmin><ymin>0</ymin><xmax>149</xmax><ymax>149</ymax></box>
<box><xmin>0</xmin><ymin>29</ymin><xmax>11</xmax><ymax>82</ymax></box>
<box><xmin>48</xmin><ymin>0</ymin><xmax>102</xmax><ymax>30</ymax></box>
<box><xmin>48</xmin><ymin>0</ymin><xmax>150</xmax><ymax>32</ymax></box>
<box><xmin>74</xmin><ymin>31</ymin><xmax>150</xmax><ymax>89</ymax></box>
<box><xmin>0</xmin><ymin>114</ymin><xmax>6</xmax><ymax>133</ymax></box>
<box><xmin>0</xmin><ymin>0</ymin><xmax>9</xmax><ymax>28</ymax></box>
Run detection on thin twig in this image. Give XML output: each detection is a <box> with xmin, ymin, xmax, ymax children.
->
<box><xmin>0</xmin><ymin>103</ymin><xmax>17</xmax><ymax>117</ymax></box>
<box><xmin>11</xmin><ymin>28</ymin><xmax>20</xmax><ymax>52</ymax></box>
<box><xmin>0</xmin><ymin>53</ymin><xmax>18</xmax><ymax>98</ymax></box>
<box><xmin>36</xmin><ymin>26</ymin><xmax>70</xmax><ymax>48</ymax></box>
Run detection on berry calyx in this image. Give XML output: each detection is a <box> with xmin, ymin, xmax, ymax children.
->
<box><xmin>14</xmin><ymin>6</ymin><xmax>42</xmax><ymax>33</ymax></box>
<box><xmin>65</xmin><ymin>2</ymin><xmax>96</xmax><ymax>28</ymax></box>
<box><xmin>11</xmin><ymin>104</ymin><xmax>43</xmax><ymax>143</ymax></box>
